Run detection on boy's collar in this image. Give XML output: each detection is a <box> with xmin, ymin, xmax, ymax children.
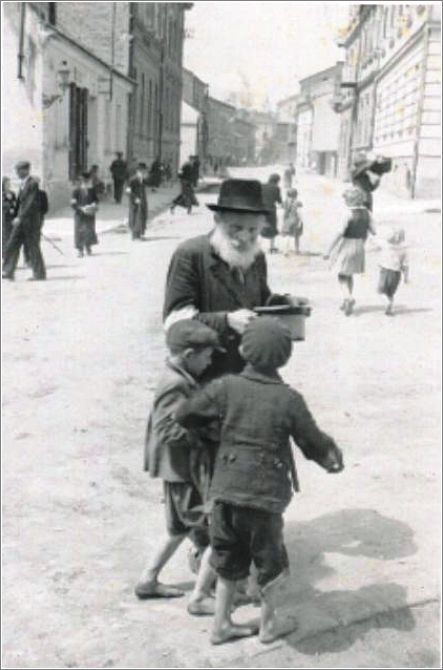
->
<box><xmin>166</xmin><ymin>356</ymin><xmax>199</xmax><ymax>387</ymax></box>
<box><xmin>240</xmin><ymin>363</ymin><xmax>283</xmax><ymax>385</ymax></box>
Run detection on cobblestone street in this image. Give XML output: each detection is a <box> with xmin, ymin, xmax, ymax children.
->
<box><xmin>2</xmin><ymin>170</ymin><xmax>441</xmax><ymax>668</ymax></box>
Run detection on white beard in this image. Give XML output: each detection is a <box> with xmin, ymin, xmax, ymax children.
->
<box><xmin>210</xmin><ymin>227</ymin><xmax>261</xmax><ymax>271</ymax></box>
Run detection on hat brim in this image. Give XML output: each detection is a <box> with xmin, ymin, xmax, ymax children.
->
<box><xmin>206</xmin><ymin>204</ymin><xmax>269</xmax><ymax>214</ymax></box>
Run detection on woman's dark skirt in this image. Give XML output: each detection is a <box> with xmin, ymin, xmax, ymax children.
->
<box><xmin>261</xmin><ymin>210</ymin><xmax>278</xmax><ymax>239</ymax></box>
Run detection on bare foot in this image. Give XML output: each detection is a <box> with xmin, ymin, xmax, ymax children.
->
<box><xmin>187</xmin><ymin>596</ymin><xmax>215</xmax><ymax>616</ymax></box>
<box><xmin>259</xmin><ymin>615</ymin><xmax>298</xmax><ymax>644</ymax></box>
<box><xmin>135</xmin><ymin>580</ymin><xmax>184</xmax><ymax>600</ymax></box>
<box><xmin>211</xmin><ymin>622</ymin><xmax>259</xmax><ymax>645</ymax></box>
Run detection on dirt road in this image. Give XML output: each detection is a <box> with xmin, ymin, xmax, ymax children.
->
<box><xmin>2</xmin><ymin>172</ymin><xmax>441</xmax><ymax>668</ymax></box>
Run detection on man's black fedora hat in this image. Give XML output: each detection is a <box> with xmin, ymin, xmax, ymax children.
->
<box><xmin>207</xmin><ymin>179</ymin><xmax>269</xmax><ymax>214</ymax></box>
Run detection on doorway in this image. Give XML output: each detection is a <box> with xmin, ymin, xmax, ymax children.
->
<box><xmin>69</xmin><ymin>83</ymin><xmax>89</xmax><ymax>180</ymax></box>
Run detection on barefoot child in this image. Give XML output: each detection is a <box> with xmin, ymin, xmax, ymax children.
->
<box><xmin>136</xmin><ymin>319</ymin><xmax>223</xmax><ymax>614</ymax></box>
<box><xmin>176</xmin><ymin>317</ymin><xmax>344</xmax><ymax>645</ymax></box>
<box><xmin>324</xmin><ymin>187</ymin><xmax>376</xmax><ymax>315</ymax></box>
<box><xmin>281</xmin><ymin>188</ymin><xmax>303</xmax><ymax>255</ymax></box>
<box><xmin>376</xmin><ymin>227</ymin><xmax>409</xmax><ymax>315</ymax></box>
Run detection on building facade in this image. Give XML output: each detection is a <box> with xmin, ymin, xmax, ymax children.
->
<box><xmin>207</xmin><ymin>96</ymin><xmax>236</xmax><ymax>169</ymax></box>
<box><xmin>129</xmin><ymin>3</ymin><xmax>191</xmax><ymax>174</ymax></box>
<box><xmin>232</xmin><ymin>115</ymin><xmax>256</xmax><ymax>165</ymax></box>
<box><xmin>2</xmin><ymin>2</ymin><xmax>192</xmax><ymax>210</ymax></box>
<box><xmin>246</xmin><ymin>111</ymin><xmax>277</xmax><ymax>165</ymax></box>
<box><xmin>295</xmin><ymin>65</ymin><xmax>342</xmax><ymax>176</ymax></box>
<box><xmin>275</xmin><ymin>95</ymin><xmax>298</xmax><ymax>163</ymax></box>
<box><xmin>3</xmin><ymin>1</ymin><xmax>133</xmax><ymax>209</ymax></box>
<box><xmin>182</xmin><ymin>67</ymin><xmax>209</xmax><ymax>164</ymax></box>
<box><xmin>336</xmin><ymin>4</ymin><xmax>441</xmax><ymax>198</ymax></box>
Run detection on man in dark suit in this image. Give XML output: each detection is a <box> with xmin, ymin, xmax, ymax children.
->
<box><xmin>126</xmin><ymin>162</ymin><xmax>149</xmax><ymax>240</ymax></box>
<box><xmin>163</xmin><ymin>179</ymin><xmax>288</xmax><ymax>380</ymax></box>
<box><xmin>109</xmin><ymin>152</ymin><xmax>128</xmax><ymax>204</ymax></box>
<box><xmin>2</xmin><ymin>161</ymin><xmax>46</xmax><ymax>281</ymax></box>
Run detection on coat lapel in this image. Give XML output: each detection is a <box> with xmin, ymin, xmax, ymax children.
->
<box><xmin>209</xmin><ymin>255</ymin><xmax>248</xmax><ymax>307</ymax></box>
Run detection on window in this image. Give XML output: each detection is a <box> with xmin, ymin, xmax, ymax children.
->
<box><xmin>140</xmin><ymin>73</ymin><xmax>145</xmax><ymax>134</ymax></box>
<box><xmin>48</xmin><ymin>2</ymin><xmax>57</xmax><ymax>25</ymax></box>
<box><xmin>148</xmin><ymin>80</ymin><xmax>153</xmax><ymax>136</ymax></box>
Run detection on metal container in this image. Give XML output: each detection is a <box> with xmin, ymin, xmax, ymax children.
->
<box><xmin>254</xmin><ymin>298</ymin><xmax>311</xmax><ymax>341</ymax></box>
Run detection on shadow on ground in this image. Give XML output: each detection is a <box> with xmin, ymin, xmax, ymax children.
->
<box><xmin>353</xmin><ymin>305</ymin><xmax>433</xmax><ymax>317</ymax></box>
<box><xmin>273</xmin><ymin>508</ymin><xmax>418</xmax><ymax>655</ymax></box>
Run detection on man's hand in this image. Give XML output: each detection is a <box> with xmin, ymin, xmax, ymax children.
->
<box><xmin>323</xmin><ymin>447</ymin><xmax>344</xmax><ymax>473</ymax></box>
<box><xmin>12</xmin><ymin>217</ymin><xmax>20</xmax><ymax>226</ymax></box>
<box><xmin>135</xmin><ymin>198</ymin><xmax>141</xmax><ymax>205</ymax></box>
<box><xmin>227</xmin><ymin>309</ymin><xmax>257</xmax><ymax>334</ymax></box>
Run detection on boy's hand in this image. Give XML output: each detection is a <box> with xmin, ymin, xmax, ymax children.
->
<box><xmin>323</xmin><ymin>447</ymin><xmax>344</xmax><ymax>473</ymax></box>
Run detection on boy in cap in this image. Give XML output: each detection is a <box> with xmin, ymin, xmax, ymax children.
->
<box><xmin>136</xmin><ymin>319</ymin><xmax>222</xmax><ymax>614</ymax></box>
<box><xmin>176</xmin><ymin>317</ymin><xmax>344</xmax><ymax>645</ymax></box>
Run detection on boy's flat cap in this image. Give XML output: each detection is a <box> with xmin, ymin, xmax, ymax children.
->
<box><xmin>166</xmin><ymin>319</ymin><xmax>224</xmax><ymax>353</ymax></box>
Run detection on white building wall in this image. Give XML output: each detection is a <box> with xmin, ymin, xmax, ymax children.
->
<box><xmin>2</xmin><ymin>3</ymin><xmax>44</xmax><ymax>186</ymax></box>
<box><xmin>296</xmin><ymin>108</ymin><xmax>313</xmax><ymax>168</ymax></box>
<box><xmin>42</xmin><ymin>36</ymin><xmax>132</xmax><ymax>209</ymax></box>
<box><xmin>311</xmin><ymin>94</ymin><xmax>340</xmax><ymax>152</ymax></box>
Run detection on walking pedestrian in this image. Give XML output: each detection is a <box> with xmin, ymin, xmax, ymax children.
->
<box><xmin>170</xmin><ymin>157</ymin><xmax>199</xmax><ymax>215</ymax></box>
<box><xmin>164</xmin><ymin>162</ymin><xmax>173</xmax><ymax>187</ymax></box>
<box><xmin>71</xmin><ymin>172</ymin><xmax>99</xmax><ymax>257</ymax></box>
<box><xmin>176</xmin><ymin>317</ymin><xmax>344</xmax><ymax>645</ymax></box>
<box><xmin>137</xmin><ymin>320</ymin><xmax>222</xmax><ymax>613</ymax></box>
<box><xmin>281</xmin><ymin>188</ymin><xmax>303</xmax><ymax>255</ymax></box>
<box><xmin>2</xmin><ymin>161</ymin><xmax>46</xmax><ymax>281</ymax></box>
<box><xmin>351</xmin><ymin>152</ymin><xmax>380</xmax><ymax>212</ymax></box>
<box><xmin>2</xmin><ymin>177</ymin><xmax>17</xmax><ymax>261</ymax></box>
<box><xmin>375</xmin><ymin>227</ymin><xmax>409</xmax><ymax>316</ymax></box>
<box><xmin>191</xmin><ymin>155</ymin><xmax>201</xmax><ymax>188</ymax></box>
<box><xmin>109</xmin><ymin>152</ymin><xmax>128</xmax><ymax>204</ymax></box>
<box><xmin>149</xmin><ymin>157</ymin><xmax>163</xmax><ymax>190</ymax></box>
<box><xmin>90</xmin><ymin>165</ymin><xmax>106</xmax><ymax>201</ymax></box>
<box><xmin>324</xmin><ymin>187</ymin><xmax>376</xmax><ymax>315</ymax></box>
<box><xmin>127</xmin><ymin>162</ymin><xmax>149</xmax><ymax>239</ymax></box>
<box><xmin>261</xmin><ymin>173</ymin><xmax>282</xmax><ymax>254</ymax></box>
<box><xmin>283</xmin><ymin>163</ymin><xmax>296</xmax><ymax>191</ymax></box>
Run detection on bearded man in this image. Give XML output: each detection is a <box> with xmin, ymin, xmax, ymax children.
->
<box><xmin>163</xmin><ymin>179</ymin><xmax>286</xmax><ymax>380</ymax></box>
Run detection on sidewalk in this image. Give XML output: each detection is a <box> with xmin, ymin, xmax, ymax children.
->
<box><xmin>44</xmin><ymin>184</ymin><xmax>180</xmax><ymax>239</ymax></box>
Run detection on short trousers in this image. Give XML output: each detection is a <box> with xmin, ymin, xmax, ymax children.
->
<box><xmin>209</xmin><ymin>501</ymin><xmax>289</xmax><ymax>587</ymax></box>
<box><xmin>164</xmin><ymin>481</ymin><xmax>209</xmax><ymax>548</ymax></box>
<box><xmin>378</xmin><ymin>267</ymin><xmax>401</xmax><ymax>298</ymax></box>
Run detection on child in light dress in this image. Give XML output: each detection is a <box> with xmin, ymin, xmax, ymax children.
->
<box><xmin>324</xmin><ymin>187</ymin><xmax>376</xmax><ymax>315</ymax></box>
<box><xmin>376</xmin><ymin>227</ymin><xmax>409</xmax><ymax>315</ymax></box>
<box><xmin>281</xmin><ymin>188</ymin><xmax>303</xmax><ymax>255</ymax></box>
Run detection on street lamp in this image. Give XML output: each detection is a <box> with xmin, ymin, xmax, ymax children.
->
<box><xmin>42</xmin><ymin>60</ymin><xmax>71</xmax><ymax>108</ymax></box>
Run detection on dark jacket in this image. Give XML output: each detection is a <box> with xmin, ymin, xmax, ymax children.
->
<box><xmin>163</xmin><ymin>234</ymin><xmax>271</xmax><ymax>378</ymax></box>
<box><xmin>16</xmin><ymin>176</ymin><xmax>41</xmax><ymax>229</ymax></box>
<box><xmin>176</xmin><ymin>365</ymin><xmax>340</xmax><ymax>514</ymax></box>
<box><xmin>261</xmin><ymin>183</ymin><xmax>282</xmax><ymax>235</ymax></box>
<box><xmin>351</xmin><ymin>171</ymin><xmax>379</xmax><ymax>211</ymax></box>
<box><xmin>110</xmin><ymin>159</ymin><xmax>127</xmax><ymax>181</ymax></box>
<box><xmin>180</xmin><ymin>161</ymin><xmax>194</xmax><ymax>183</ymax></box>
<box><xmin>144</xmin><ymin>358</ymin><xmax>200</xmax><ymax>482</ymax></box>
<box><xmin>127</xmin><ymin>175</ymin><xmax>149</xmax><ymax>235</ymax></box>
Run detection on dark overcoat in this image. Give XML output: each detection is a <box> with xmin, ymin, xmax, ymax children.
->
<box><xmin>127</xmin><ymin>176</ymin><xmax>149</xmax><ymax>237</ymax></box>
<box><xmin>71</xmin><ymin>187</ymin><xmax>99</xmax><ymax>250</ymax></box>
<box><xmin>163</xmin><ymin>233</ymin><xmax>271</xmax><ymax>379</ymax></box>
